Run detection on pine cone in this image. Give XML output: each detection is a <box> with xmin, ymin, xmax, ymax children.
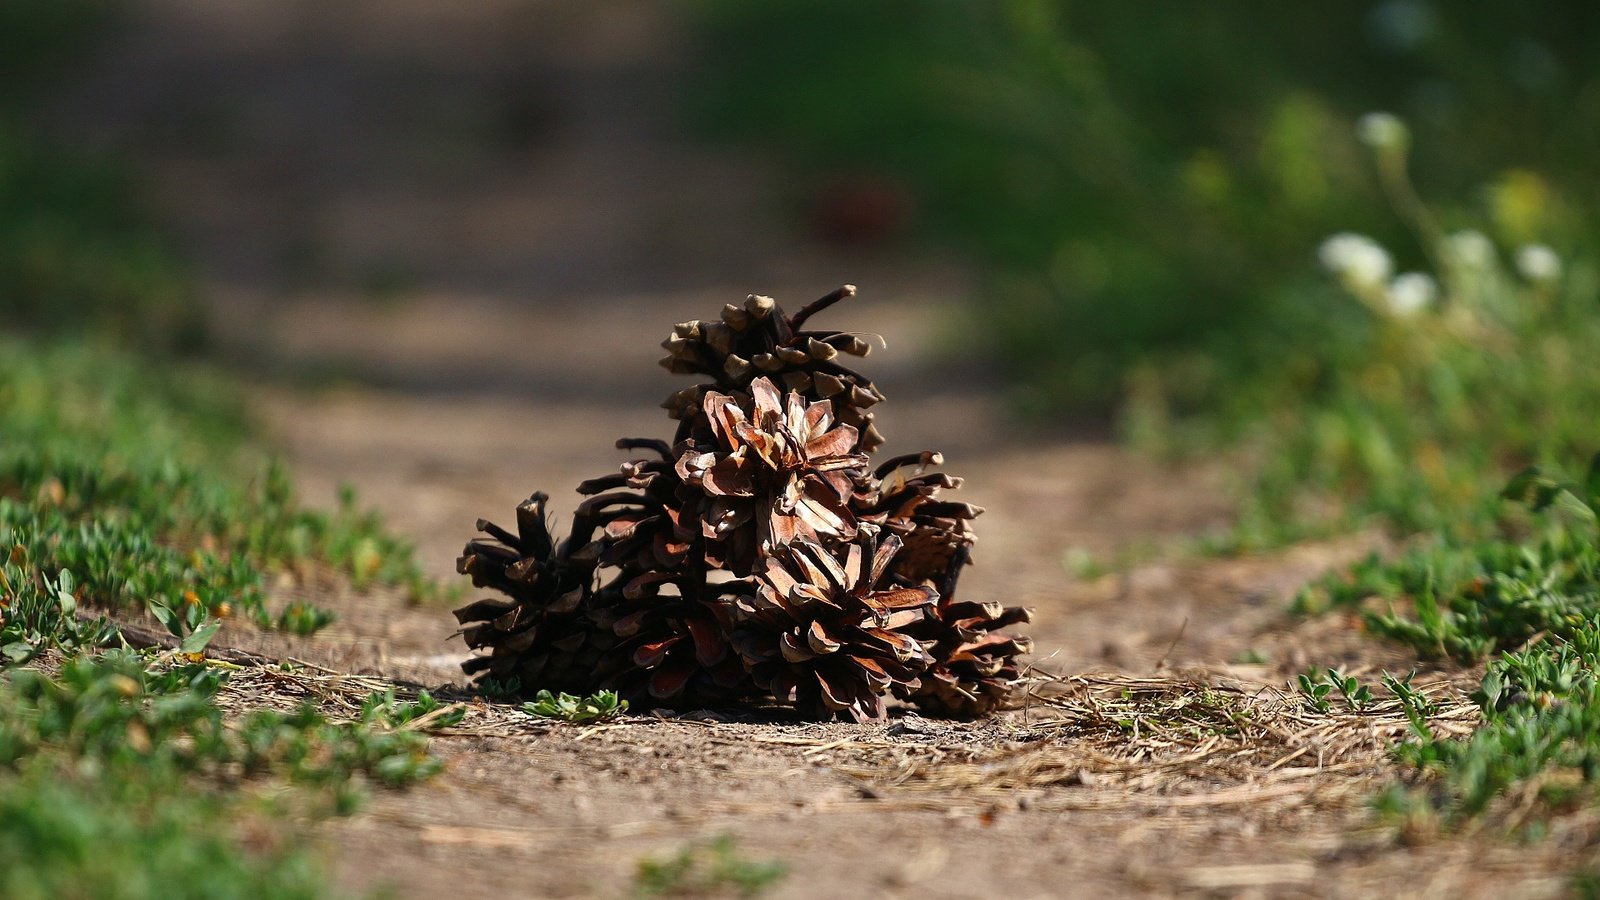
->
<box><xmin>453</xmin><ymin>493</ymin><xmax>611</xmax><ymax>693</ymax></box>
<box><xmin>594</xmin><ymin>574</ymin><xmax>757</xmax><ymax>707</ymax></box>
<box><xmin>854</xmin><ymin>451</ymin><xmax>982</xmax><ymax>586</ymax></box>
<box><xmin>573</xmin><ymin>439</ymin><xmax>694</xmax><ymax>573</ymax></box>
<box><xmin>456</xmin><ymin>285</ymin><xmax>1035</xmax><ymax>721</ymax></box>
<box><xmin>659</xmin><ymin>285</ymin><xmax>889</xmax><ymax>453</ymax></box>
<box><xmin>729</xmin><ymin>534</ymin><xmax>936</xmax><ymax>721</ymax></box>
<box><xmin>896</xmin><ymin>547</ymin><xmax>1034</xmax><ymax>718</ymax></box>
<box><xmin>675</xmin><ymin>376</ymin><xmax>869</xmax><ymax>576</ymax></box>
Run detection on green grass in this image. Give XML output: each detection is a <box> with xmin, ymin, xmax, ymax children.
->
<box><xmin>1297</xmin><ymin>456</ymin><xmax>1600</xmax><ymax>663</ymax></box>
<box><xmin>634</xmin><ymin>835</ymin><xmax>787</xmax><ymax>898</ymax></box>
<box><xmin>1301</xmin><ymin>455</ymin><xmax>1600</xmax><ymax>829</ymax></box>
<box><xmin>0</xmin><ymin>650</ymin><xmax>446</xmax><ymax>899</ymax></box>
<box><xmin>0</xmin><ymin>6</ymin><xmax>447</xmax><ymax>890</ymax></box>
<box><xmin>0</xmin><ymin>338</ymin><xmax>437</xmax><ymax>638</ymax></box>
<box><xmin>1392</xmin><ymin>628</ymin><xmax>1600</xmax><ymax>822</ymax></box>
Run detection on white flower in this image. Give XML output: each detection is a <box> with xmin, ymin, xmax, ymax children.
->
<box><xmin>1385</xmin><ymin>272</ymin><xmax>1437</xmax><ymax>316</ymax></box>
<box><xmin>1356</xmin><ymin>112</ymin><xmax>1409</xmax><ymax>153</ymax></box>
<box><xmin>1448</xmin><ymin>230</ymin><xmax>1495</xmax><ymax>269</ymax></box>
<box><xmin>1319</xmin><ymin>232</ymin><xmax>1393</xmax><ymax>287</ymax></box>
<box><xmin>1515</xmin><ymin>243</ymin><xmax>1561</xmax><ymax>282</ymax></box>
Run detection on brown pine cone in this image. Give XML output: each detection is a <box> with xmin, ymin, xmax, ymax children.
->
<box><xmin>896</xmin><ymin>547</ymin><xmax>1034</xmax><ymax>718</ymax></box>
<box><xmin>854</xmin><ymin>451</ymin><xmax>981</xmax><ymax>586</ymax></box>
<box><xmin>659</xmin><ymin>286</ymin><xmax>888</xmax><ymax>452</ymax></box>
<box><xmin>593</xmin><ymin>573</ymin><xmax>758</xmax><ymax>708</ymax></box>
<box><xmin>453</xmin><ymin>493</ymin><xmax>611</xmax><ymax>693</ymax></box>
<box><xmin>728</xmin><ymin>534</ymin><xmax>936</xmax><ymax>721</ymax></box>
<box><xmin>675</xmin><ymin>377</ymin><xmax>869</xmax><ymax>576</ymax></box>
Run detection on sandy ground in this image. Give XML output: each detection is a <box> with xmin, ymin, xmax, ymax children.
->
<box><xmin>47</xmin><ymin>3</ymin><xmax>1588</xmax><ymax>896</ymax></box>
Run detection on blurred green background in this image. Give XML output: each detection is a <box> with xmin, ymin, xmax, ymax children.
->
<box><xmin>692</xmin><ymin>0</ymin><xmax>1597</xmax><ymax>408</ymax></box>
<box><xmin>690</xmin><ymin>0</ymin><xmax>1600</xmax><ymax>542</ymax></box>
<box><xmin>6</xmin><ymin>0</ymin><xmax>1600</xmax><ymax>547</ymax></box>
<box><xmin>0</xmin><ymin>0</ymin><xmax>200</xmax><ymax>349</ymax></box>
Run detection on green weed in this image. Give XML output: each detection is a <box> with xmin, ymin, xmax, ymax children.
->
<box><xmin>362</xmin><ymin>688</ymin><xmax>468</xmax><ymax>731</ymax></box>
<box><xmin>521</xmin><ymin>689</ymin><xmax>628</xmax><ymax>724</ymax></box>
<box><xmin>0</xmin><ymin>565</ymin><xmax>117</xmax><ymax>664</ymax></box>
<box><xmin>0</xmin><ymin>340</ymin><xmax>438</xmax><ymax>636</ymax></box>
<box><xmin>475</xmin><ymin>675</ymin><xmax>524</xmax><ymax>700</ymax></box>
<box><xmin>0</xmin><ymin>651</ymin><xmax>443</xmax><ymax>898</ymax></box>
<box><xmin>1297</xmin><ymin>667</ymin><xmax>1373</xmax><ymax>713</ymax></box>
<box><xmin>1307</xmin><ymin>457</ymin><xmax>1600</xmax><ymax>828</ymax></box>
<box><xmin>634</xmin><ymin>834</ymin><xmax>787</xmax><ymax>898</ymax></box>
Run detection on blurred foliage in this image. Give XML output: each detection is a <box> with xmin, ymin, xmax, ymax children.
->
<box><xmin>0</xmin><ymin>127</ymin><xmax>202</xmax><ymax>348</ymax></box>
<box><xmin>0</xmin><ymin>0</ymin><xmax>200</xmax><ymax>348</ymax></box>
<box><xmin>692</xmin><ymin>0</ymin><xmax>1600</xmax><ymax>541</ymax></box>
<box><xmin>0</xmin><ymin>0</ymin><xmax>116</xmax><ymax>108</ymax></box>
<box><xmin>692</xmin><ymin>0</ymin><xmax>1599</xmax><ymax>407</ymax></box>
<box><xmin>0</xmin><ymin>0</ymin><xmax>433</xmax><ymax>624</ymax></box>
<box><xmin>634</xmin><ymin>835</ymin><xmax>788</xmax><ymax>898</ymax></box>
<box><xmin>1150</xmin><ymin>128</ymin><xmax>1600</xmax><ymax>546</ymax></box>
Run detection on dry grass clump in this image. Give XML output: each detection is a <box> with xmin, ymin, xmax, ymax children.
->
<box><xmin>828</xmin><ymin>670</ymin><xmax>1479</xmax><ymax>814</ymax></box>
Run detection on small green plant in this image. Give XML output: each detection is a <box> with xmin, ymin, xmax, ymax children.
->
<box><xmin>521</xmin><ymin>689</ymin><xmax>627</xmax><ymax>724</ymax></box>
<box><xmin>634</xmin><ymin>835</ymin><xmax>787</xmax><ymax>898</ymax></box>
<box><xmin>274</xmin><ymin>601</ymin><xmax>336</xmax><ymax>637</ymax></box>
<box><xmin>1296</xmin><ymin>667</ymin><xmax>1373</xmax><ymax>713</ymax></box>
<box><xmin>0</xmin><ymin>566</ymin><xmax>117</xmax><ymax>666</ymax></box>
<box><xmin>1380</xmin><ymin>670</ymin><xmax>1438</xmax><ymax>733</ymax></box>
<box><xmin>475</xmin><ymin>675</ymin><xmax>523</xmax><ymax>700</ymax></box>
<box><xmin>1296</xmin><ymin>669</ymin><xmax>1334</xmax><ymax>713</ymax></box>
<box><xmin>361</xmin><ymin>688</ymin><xmax>467</xmax><ymax>731</ymax></box>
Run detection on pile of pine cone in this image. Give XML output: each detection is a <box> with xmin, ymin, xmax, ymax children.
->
<box><xmin>454</xmin><ymin>286</ymin><xmax>1032</xmax><ymax>720</ymax></box>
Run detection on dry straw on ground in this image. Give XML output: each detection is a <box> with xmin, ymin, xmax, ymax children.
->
<box><xmin>199</xmin><ymin>648</ymin><xmax>1479</xmax><ymax>822</ymax></box>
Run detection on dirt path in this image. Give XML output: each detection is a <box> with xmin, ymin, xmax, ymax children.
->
<box><xmin>50</xmin><ymin>3</ymin><xmax>1566</xmax><ymax>897</ymax></box>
